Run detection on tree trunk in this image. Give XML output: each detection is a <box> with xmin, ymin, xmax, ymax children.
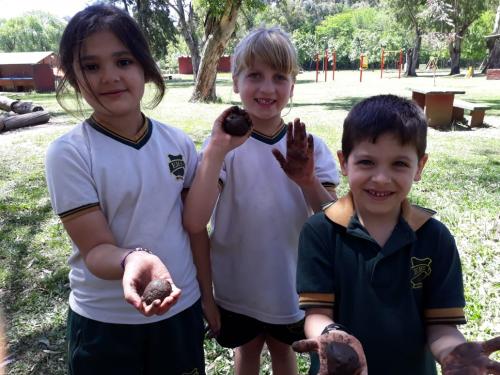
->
<box><xmin>190</xmin><ymin>0</ymin><xmax>242</xmax><ymax>103</ymax></box>
<box><xmin>173</xmin><ymin>0</ymin><xmax>201</xmax><ymax>80</ymax></box>
<box><xmin>0</xmin><ymin>96</ymin><xmax>43</xmax><ymax>114</ymax></box>
<box><xmin>0</xmin><ymin>111</ymin><xmax>50</xmax><ymax>132</ymax></box>
<box><xmin>405</xmin><ymin>32</ymin><xmax>421</xmax><ymax>77</ymax></box>
<box><xmin>449</xmin><ymin>33</ymin><xmax>462</xmax><ymax>75</ymax></box>
<box><xmin>480</xmin><ymin>4</ymin><xmax>500</xmax><ymax>73</ymax></box>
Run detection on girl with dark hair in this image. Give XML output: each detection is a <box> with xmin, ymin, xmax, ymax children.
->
<box><xmin>46</xmin><ymin>5</ymin><xmax>215</xmax><ymax>374</ymax></box>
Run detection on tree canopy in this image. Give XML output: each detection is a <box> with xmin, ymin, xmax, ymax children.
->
<box><xmin>0</xmin><ymin>0</ymin><xmax>497</xmax><ymax>99</ymax></box>
<box><xmin>0</xmin><ymin>12</ymin><xmax>65</xmax><ymax>52</ymax></box>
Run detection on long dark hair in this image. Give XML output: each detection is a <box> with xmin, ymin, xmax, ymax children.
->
<box><xmin>56</xmin><ymin>4</ymin><xmax>165</xmax><ymax>115</ymax></box>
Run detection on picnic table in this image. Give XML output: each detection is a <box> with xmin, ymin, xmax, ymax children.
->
<box><xmin>408</xmin><ymin>87</ymin><xmax>465</xmax><ymax>129</ymax></box>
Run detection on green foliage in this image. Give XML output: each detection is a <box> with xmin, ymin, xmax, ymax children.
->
<box><xmin>196</xmin><ymin>0</ymin><xmax>266</xmax><ymax>19</ymax></box>
<box><xmin>315</xmin><ymin>7</ymin><xmax>407</xmax><ymax>69</ymax></box>
<box><xmin>0</xmin><ymin>12</ymin><xmax>65</xmax><ymax>52</ymax></box>
<box><xmin>462</xmin><ymin>10</ymin><xmax>496</xmax><ymax>63</ymax></box>
<box><xmin>107</xmin><ymin>0</ymin><xmax>178</xmax><ymax>61</ymax></box>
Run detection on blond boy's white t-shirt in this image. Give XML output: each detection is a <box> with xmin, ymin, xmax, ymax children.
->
<box><xmin>205</xmin><ymin>126</ymin><xmax>340</xmax><ymax>324</ymax></box>
<box><xmin>45</xmin><ymin>118</ymin><xmax>200</xmax><ymax>324</ymax></box>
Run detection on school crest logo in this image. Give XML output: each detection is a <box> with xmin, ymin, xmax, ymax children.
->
<box><xmin>168</xmin><ymin>154</ymin><xmax>185</xmax><ymax>180</ymax></box>
<box><xmin>410</xmin><ymin>257</ymin><xmax>432</xmax><ymax>288</ymax></box>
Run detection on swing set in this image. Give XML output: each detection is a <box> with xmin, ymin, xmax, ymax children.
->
<box><xmin>313</xmin><ymin>47</ymin><xmax>403</xmax><ymax>82</ymax></box>
<box><xmin>380</xmin><ymin>48</ymin><xmax>403</xmax><ymax>78</ymax></box>
<box><xmin>314</xmin><ymin>49</ymin><xmax>337</xmax><ymax>82</ymax></box>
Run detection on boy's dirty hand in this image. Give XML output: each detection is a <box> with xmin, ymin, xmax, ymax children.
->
<box><xmin>441</xmin><ymin>337</ymin><xmax>500</xmax><ymax>375</ymax></box>
<box><xmin>292</xmin><ymin>331</ymin><xmax>368</xmax><ymax>375</ymax></box>
<box><xmin>122</xmin><ymin>252</ymin><xmax>181</xmax><ymax>317</ymax></box>
<box><xmin>272</xmin><ymin>118</ymin><xmax>315</xmax><ymax>186</ymax></box>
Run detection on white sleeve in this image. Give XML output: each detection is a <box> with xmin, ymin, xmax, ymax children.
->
<box><xmin>313</xmin><ymin>135</ymin><xmax>340</xmax><ymax>186</ymax></box>
<box><xmin>45</xmin><ymin>138</ymin><xmax>99</xmax><ymax>217</ymax></box>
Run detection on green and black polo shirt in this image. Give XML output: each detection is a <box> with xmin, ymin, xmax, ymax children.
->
<box><xmin>297</xmin><ymin>193</ymin><xmax>466</xmax><ymax>375</ymax></box>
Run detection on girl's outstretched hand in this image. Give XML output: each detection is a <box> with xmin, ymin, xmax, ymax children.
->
<box><xmin>292</xmin><ymin>330</ymin><xmax>368</xmax><ymax>375</ymax></box>
<box><xmin>272</xmin><ymin>118</ymin><xmax>315</xmax><ymax>187</ymax></box>
<box><xmin>122</xmin><ymin>251</ymin><xmax>181</xmax><ymax>317</ymax></box>
<box><xmin>441</xmin><ymin>337</ymin><xmax>500</xmax><ymax>375</ymax></box>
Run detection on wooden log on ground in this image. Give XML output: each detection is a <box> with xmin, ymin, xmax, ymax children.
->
<box><xmin>0</xmin><ymin>95</ymin><xmax>44</xmax><ymax>114</ymax></box>
<box><xmin>0</xmin><ymin>114</ymin><xmax>7</xmax><ymax>132</ymax></box>
<box><xmin>0</xmin><ymin>111</ymin><xmax>50</xmax><ymax>132</ymax></box>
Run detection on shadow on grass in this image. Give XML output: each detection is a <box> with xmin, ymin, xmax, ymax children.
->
<box><xmin>5</xmin><ymin>321</ymin><xmax>67</xmax><ymax>375</ymax></box>
<box><xmin>225</xmin><ymin>96</ymin><xmax>364</xmax><ymax>114</ymax></box>
<box><xmin>0</xmin><ymin>173</ymin><xmax>68</xmax><ymax>308</ymax></box>
<box><xmin>166</xmin><ymin>78</ymin><xmax>232</xmax><ymax>89</ymax></box>
<box><xmin>0</xmin><ymin>169</ymin><xmax>70</xmax><ymax>372</ymax></box>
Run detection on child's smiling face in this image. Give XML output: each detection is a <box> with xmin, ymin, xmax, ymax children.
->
<box><xmin>338</xmin><ymin>133</ymin><xmax>428</xmax><ymax>222</ymax></box>
<box><xmin>73</xmin><ymin>30</ymin><xmax>145</xmax><ymax>121</ymax></box>
<box><xmin>233</xmin><ymin>60</ymin><xmax>294</xmax><ymax>132</ymax></box>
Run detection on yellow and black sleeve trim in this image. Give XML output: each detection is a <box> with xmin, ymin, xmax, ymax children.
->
<box><xmin>59</xmin><ymin>202</ymin><xmax>100</xmax><ymax>223</ymax></box>
<box><xmin>299</xmin><ymin>292</ymin><xmax>335</xmax><ymax>310</ymax></box>
<box><xmin>424</xmin><ymin>307</ymin><xmax>466</xmax><ymax>325</ymax></box>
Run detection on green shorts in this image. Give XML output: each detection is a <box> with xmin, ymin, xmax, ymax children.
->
<box><xmin>67</xmin><ymin>300</ymin><xmax>205</xmax><ymax>375</ymax></box>
<box><xmin>215</xmin><ymin>306</ymin><xmax>305</xmax><ymax>348</ymax></box>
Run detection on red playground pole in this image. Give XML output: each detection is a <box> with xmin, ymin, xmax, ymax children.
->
<box><xmin>324</xmin><ymin>49</ymin><xmax>328</xmax><ymax>82</ymax></box>
<box><xmin>360</xmin><ymin>54</ymin><xmax>363</xmax><ymax>82</ymax></box>
<box><xmin>380</xmin><ymin>48</ymin><xmax>385</xmax><ymax>78</ymax></box>
<box><xmin>398</xmin><ymin>49</ymin><xmax>403</xmax><ymax>78</ymax></box>
<box><xmin>315</xmin><ymin>53</ymin><xmax>319</xmax><ymax>83</ymax></box>
<box><xmin>332</xmin><ymin>50</ymin><xmax>336</xmax><ymax>80</ymax></box>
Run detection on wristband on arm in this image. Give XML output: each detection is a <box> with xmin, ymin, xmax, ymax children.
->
<box><xmin>322</xmin><ymin>323</ymin><xmax>351</xmax><ymax>336</ymax></box>
<box><xmin>120</xmin><ymin>247</ymin><xmax>152</xmax><ymax>270</ymax></box>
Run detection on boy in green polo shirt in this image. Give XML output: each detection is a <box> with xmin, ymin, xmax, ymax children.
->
<box><xmin>293</xmin><ymin>95</ymin><xmax>500</xmax><ymax>374</ymax></box>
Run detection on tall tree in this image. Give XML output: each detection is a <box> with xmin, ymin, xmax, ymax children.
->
<box><xmin>190</xmin><ymin>0</ymin><xmax>265</xmax><ymax>102</ymax></box>
<box><xmin>190</xmin><ymin>0</ymin><xmax>243</xmax><ymax>102</ymax></box>
<box><xmin>0</xmin><ymin>12</ymin><xmax>65</xmax><ymax>52</ymax></box>
<box><xmin>108</xmin><ymin>0</ymin><xmax>178</xmax><ymax>61</ymax></box>
<box><xmin>426</xmin><ymin>0</ymin><xmax>491</xmax><ymax>74</ymax></box>
<box><xmin>384</xmin><ymin>0</ymin><xmax>427</xmax><ymax>77</ymax></box>
<box><xmin>481</xmin><ymin>3</ymin><xmax>500</xmax><ymax>72</ymax></box>
<box><xmin>166</xmin><ymin>0</ymin><xmax>202</xmax><ymax>80</ymax></box>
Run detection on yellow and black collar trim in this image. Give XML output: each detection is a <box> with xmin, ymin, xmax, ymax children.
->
<box><xmin>87</xmin><ymin>114</ymin><xmax>152</xmax><ymax>150</ymax></box>
<box><xmin>251</xmin><ymin>120</ymin><xmax>287</xmax><ymax>145</ymax></box>
<box><xmin>324</xmin><ymin>192</ymin><xmax>436</xmax><ymax>232</ymax></box>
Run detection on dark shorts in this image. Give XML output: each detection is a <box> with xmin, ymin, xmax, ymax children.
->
<box><xmin>215</xmin><ymin>306</ymin><xmax>305</xmax><ymax>348</ymax></box>
<box><xmin>67</xmin><ymin>300</ymin><xmax>205</xmax><ymax>375</ymax></box>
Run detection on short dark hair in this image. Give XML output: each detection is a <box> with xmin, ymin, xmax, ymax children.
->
<box><xmin>342</xmin><ymin>95</ymin><xmax>427</xmax><ymax>160</ymax></box>
<box><xmin>56</xmin><ymin>4</ymin><xmax>165</xmax><ymax>114</ymax></box>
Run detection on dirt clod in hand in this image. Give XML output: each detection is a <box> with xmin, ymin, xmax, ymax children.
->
<box><xmin>324</xmin><ymin>341</ymin><xmax>361</xmax><ymax>375</ymax></box>
<box><xmin>141</xmin><ymin>279</ymin><xmax>172</xmax><ymax>305</ymax></box>
<box><xmin>223</xmin><ymin>106</ymin><xmax>252</xmax><ymax>136</ymax></box>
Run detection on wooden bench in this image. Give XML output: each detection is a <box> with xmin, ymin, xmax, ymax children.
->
<box><xmin>486</xmin><ymin>69</ymin><xmax>500</xmax><ymax>80</ymax></box>
<box><xmin>452</xmin><ymin>99</ymin><xmax>491</xmax><ymax>127</ymax></box>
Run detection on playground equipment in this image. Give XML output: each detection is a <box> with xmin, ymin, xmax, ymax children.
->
<box><xmin>359</xmin><ymin>53</ymin><xmax>368</xmax><ymax>82</ymax></box>
<box><xmin>425</xmin><ymin>56</ymin><xmax>438</xmax><ymax>71</ymax></box>
<box><xmin>380</xmin><ymin>48</ymin><xmax>403</xmax><ymax>78</ymax></box>
<box><xmin>315</xmin><ymin>49</ymin><xmax>337</xmax><ymax>82</ymax></box>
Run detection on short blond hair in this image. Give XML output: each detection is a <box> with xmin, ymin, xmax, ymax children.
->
<box><xmin>231</xmin><ymin>27</ymin><xmax>299</xmax><ymax>80</ymax></box>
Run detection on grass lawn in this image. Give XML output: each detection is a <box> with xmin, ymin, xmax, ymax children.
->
<box><xmin>0</xmin><ymin>70</ymin><xmax>499</xmax><ymax>374</ymax></box>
